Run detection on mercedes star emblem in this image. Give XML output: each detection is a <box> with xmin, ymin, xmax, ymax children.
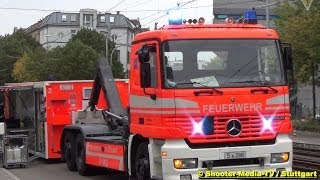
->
<box><xmin>226</xmin><ymin>119</ymin><xmax>242</xmax><ymax>136</ymax></box>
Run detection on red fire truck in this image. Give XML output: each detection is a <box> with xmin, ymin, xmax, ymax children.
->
<box><xmin>0</xmin><ymin>80</ymin><xmax>128</xmax><ymax>160</ymax></box>
<box><xmin>58</xmin><ymin>10</ymin><xmax>293</xmax><ymax>180</ymax></box>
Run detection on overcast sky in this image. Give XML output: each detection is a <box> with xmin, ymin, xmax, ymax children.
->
<box><xmin>0</xmin><ymin>0</ymin><xmax>215</xmax><ymax>35</ymax></box>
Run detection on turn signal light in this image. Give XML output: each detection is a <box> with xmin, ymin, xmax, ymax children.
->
<box><xmin>271</xmin><ymin>152</ymin><xmax>290</xmax><ymax>163</ymax></box>
<box><xmin>174</xmin><ymin>159</ymin><xmax>183</xmax><ymax>169</ymax></box>
<box><xmin>161</xmin><ymin>151</ymin><xmax>167</xmax><ymax>157</ymax></box>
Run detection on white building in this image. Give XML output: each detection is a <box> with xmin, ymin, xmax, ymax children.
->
<box><xmin>25</xmin><ymin>9</ymin><xmax>143</xmax><ymax>73</ymax></box>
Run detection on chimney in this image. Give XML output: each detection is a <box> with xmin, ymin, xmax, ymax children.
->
<box><xmin>13</xmin><ymin>27</ymin><xmax>18</xmax><ymax>33</ymax></box>
<box><xmin>117</xmin><ymin>11</ymin><xmax>120</xmax><ymax>15</ymax></box>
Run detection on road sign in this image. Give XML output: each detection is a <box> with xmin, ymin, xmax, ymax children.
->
<box><xmin>301</xmin><ymin>0</ymin><xmax>314</xmax><ymax>11</ymax></box>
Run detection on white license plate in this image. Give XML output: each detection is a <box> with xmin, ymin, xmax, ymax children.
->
<box><xmin>224</xmin><ymin>151</ymin><xmax>246</xmax><ymax>159</ymax></box>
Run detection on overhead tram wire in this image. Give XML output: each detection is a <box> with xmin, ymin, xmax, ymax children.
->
<box><xmin>121</xmin><ymin>0</ymin><xmax>153</xmax><ymax>11</ymax></box>
<box><xmin>108</xmin><ymin>0</ymin><xmax>127</xmax><ymax>12</ymax></box>
<box><xmin>139</xmin><ymin>0</ymin><xmax>264</xmax><ymax>26</ymax></box>
<box><xmin>141</xmin><ymin>0</ymin><xmax>198</xmax><ymax>26</ymax></box>
<box><xmin>0</xmin><ymin>0</ymin><xmax>273</xmax><ymax>13</ymax></box>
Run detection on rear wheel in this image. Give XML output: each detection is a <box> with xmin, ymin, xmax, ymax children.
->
<box><xmin>135</xmin><ymin>142</ymin><xmax>151</xmax><ymax>180</ymax></box>
<box><xmin>63</xmin><ymin>132</ymin><xmax>77</xmax><ymax>171</ymax></box>
<box><xmin>75</xmin><ymin>133</ymin><xmax>91</xmax><ymax>176</ymax></box>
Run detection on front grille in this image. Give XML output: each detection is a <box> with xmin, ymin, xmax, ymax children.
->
<box><xmin>186</xmin><ymin>139</ymin><xmax>276</xmax><ymax>149</ymax></box>
<box><xmin>174</xmin><ymin>115</ymin><xmax>282</xmax><ymax>144</ymax></box>
<box><xmin>202</xmin><ymin>158</ymin><xmax>261</xmax><ymax>168</ymax></box>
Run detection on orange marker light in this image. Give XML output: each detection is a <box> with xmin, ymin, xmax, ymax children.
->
<box><xmin>174</xmin><ymin>159</ymin><xmax>183</xmax><ymax>169</ymax></box>
<box><xmin>281</xmin><ymin>152</ymin><xmax>289</xmax><ymax>162</ymax></box>
<box><xmin>161</xmin><ymin>151</ymin><xmax>167</xmax><ymax>157</ymax></box>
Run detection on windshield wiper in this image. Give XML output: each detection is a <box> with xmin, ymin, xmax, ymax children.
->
<box><xmin>174</xmin><ymin>81</ymin><xmax>223</xmax><ymax>95</ymax></box>
<box><xmin>229</xmin><ymin>80</ymin><xmax>278</xmax><ymax>93</ymax></box>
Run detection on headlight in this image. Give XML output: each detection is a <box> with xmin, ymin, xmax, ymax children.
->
<box><xmin>173</xmin><ymin>158</ymin><xmax>197</xmax><ymax>169</ymax></box>
<box><xmin>271</xmin><ymin>152</ymin><xmax>289</xmax><ymax>163</ymax></box>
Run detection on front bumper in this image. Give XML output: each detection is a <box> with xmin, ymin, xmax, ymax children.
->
<box><xmin>161</xmin><ymin>134</ymin><xmax>292</xmax><ymax>180</ymax></box>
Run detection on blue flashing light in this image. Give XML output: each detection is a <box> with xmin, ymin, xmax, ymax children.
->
<box><xmin>244</xmin><ymin>10</ymin><xmax>258</xmax><ymax>24</ymax></box>
<box><xmin>168</xmin><ymin>9</ymin><xmax>182</xmax><ymax>25</ymax></box>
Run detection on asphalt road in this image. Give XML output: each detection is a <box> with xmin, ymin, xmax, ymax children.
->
<box><xmin>6</xmin><ymin>159</ymin><xmax>129</xmax><ymax>180</ymax></box>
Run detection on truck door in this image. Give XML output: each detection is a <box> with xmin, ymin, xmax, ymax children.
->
<box><xmin>34</xmin><ymin>88</ymin><xmax>45</xmax><ymax>154</ymax></box>
<box><xmin>130</xmin><ymin>41</ymin><xmax>166</xmax><ymax>136</ymax></box>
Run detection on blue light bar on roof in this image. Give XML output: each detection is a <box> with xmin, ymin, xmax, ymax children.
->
<box><xmin>244</xmin><ymin>10</ymin><xmax>258</xmax><ymax>24</ymax></box>
<box><xmin>168</xmin><ymin>9</ymin><xmax>182</xmax><ymax>25</ymax></box>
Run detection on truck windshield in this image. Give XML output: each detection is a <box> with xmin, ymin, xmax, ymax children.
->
<box><xmin>163</xmin><ymin>39</ymin><xmax>285</xmax><ymax>88</ymax></box>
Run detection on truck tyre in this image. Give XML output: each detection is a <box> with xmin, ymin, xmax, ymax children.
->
<box><xmin>75</xmin><ymin>133</ymin><xmax>91</xmax><ymax>176</ymax></box>
<box><xmin>63</xmin><ymin>132</ymin><xmax>77</xmax><ymax>171</ymax></box>
<box><xmin>135</xmin><ymin>142</ymin><xmax>151</xmax><ymax>180</ymax></box>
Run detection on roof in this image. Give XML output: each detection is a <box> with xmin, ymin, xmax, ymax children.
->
<box><xmin>26</xmin><ymin>11</ymin><xmax>134</xmax><ymax>34</ymax></box>
<box><xmin>133</xmin><ymin>23</ymin><xmax>279</xmax><ymax>42</ymax></box>
<box><xmin>213</xmin><ymin>8</ymin><xmax>276</xmax><ymax>16</ymax></box>
<box><xmin>0</xmin><ymin>82</ymin><xmax>34</xmax><ymax>91</ymax></box>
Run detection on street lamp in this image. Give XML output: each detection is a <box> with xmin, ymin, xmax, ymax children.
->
<box><xmin>110</xmin><ymin>44</ymin><xmax>131</xmax><ymax>67</ymax></box>
<box><xmin>254</xmin><ymin>0</ymin><xmax>279</xmax><ymax>28</ymax></box>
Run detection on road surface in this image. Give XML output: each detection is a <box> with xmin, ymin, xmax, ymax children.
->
<box><xmin>5</xmin><ymin>159</ymin><xmax>129</xmax><ymax>180</ymax></box>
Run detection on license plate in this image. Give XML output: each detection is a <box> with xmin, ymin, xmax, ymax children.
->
<box><xmin>224</xmin><ymin>151</ymin><xmax>246</xmax><ymax>159</ymax></box>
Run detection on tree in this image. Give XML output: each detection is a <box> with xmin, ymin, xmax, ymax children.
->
<box><xmin>0</xmin><ymin>29</ymin><xmax>41</xmax><ymax>85</ymax></box>
<box><xmin>274</xmin><ymin>1</ymin><xmax>320</xmax><ymax>83</ymax></box>
<box><xmin>12</xmin><ymin>48</ymin><xmax>54</xmax><ymax>82</ymax></box>
<box><xmin>71</xmin><ymin>28</ymin><xmax>126</xmax><ymax>78</ymax></box>
<box><xmin>55</xmin><ymin>39</ymin><xmax>100</xmax><ymax>80</ymax></box>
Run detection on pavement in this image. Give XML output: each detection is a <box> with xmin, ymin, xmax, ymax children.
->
<box><xmin>293</xmin><ymin>130</ymin><xmax>320</xmax><ymax>145</ymax></box>
<box><xmin>1</xmin><ymin>131</ymin><xmax>319</xmax><ymax>180</ymax></box>
<box><xmin>0</xmin><ymin>168</ymin><xmax>20</xmax><ymax>180</ymax></box>
<box><xmin>2</xmin><ymin>159</ymin><xmax>129</xmax><ymax>180</ymax></box>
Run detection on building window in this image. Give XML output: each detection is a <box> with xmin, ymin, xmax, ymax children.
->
<box><xmin>257</xmin><ymin>15</ymin><xmax>265</xmax><ymax>20</ymax></box>
<box><xmin>116</xmin><ymin>50</ymin><xmax>120</xmax><ymax>62</ymax></box>
<box><xmin>127</xmin><ymin>51</ymin><xmax>130</xmax><ymax>64</ymax></box>
<box><xmin>100</xmin><ymin>31</ymin><xmax>106</xmax><ymax>36</ymax></box>
<box><xmin>269</xmin><ymin>15</ymin><xmax>277</xmax><ymax>20</ymax></box>
<box><xmin>71</xmin><ymin>30</ymin><xmax>76</xmax><ymax>38</ymax></box>
<box><xmin>110</xmin><ymin>16</ymin><xmax>115</xmax><ymax>23</ymax></box>
<box><xmin>58</xmin><ymin>32</ymin><xmax>64</xmax><ymax>39</ymax></box>
<box><xmin>100</xmin><ymin>15</ymin><xmax>106</xmax><ymax>23</ymax></box>
<box><xmin>71</xmin><ymin>14</ymin><xmax>77</xmax><ymax>22</ymax></box>
<box><xmin>83</xmin><ymin>14</ymin><xmax>93</xmax><ymax>27</ymax></box>
<box><xmin>217</xmin><ymin>15</ymin><xmax>228</xmax><ymax>19</ymax></box>
<box><xmin>62</xmin><ymin>14</ymin><xmax>67</xmax><ymax>22</ymax></box>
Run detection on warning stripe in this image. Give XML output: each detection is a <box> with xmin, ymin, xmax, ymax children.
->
<box><xmin>85</xmin><ymin>142</ymin><xmax>124</xmax><ymax>171</ymax></box>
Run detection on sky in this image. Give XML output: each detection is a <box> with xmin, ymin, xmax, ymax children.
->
<box><xmin>0</xmin><ymin>0</ymin><xmax>214</xmax><ymax>35</ymax></box>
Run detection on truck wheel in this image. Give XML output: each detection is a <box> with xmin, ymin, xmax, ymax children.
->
<box><xmin>135</xmin><ymin>142</ymin><xmax>151</xmax><ymax>180</ymax></box>
<box><xmin>63</xmin><ymin>133</ymin><xmax>77</xmax><ymax>171</ymax></box>
<box><xmin>75</xmin><ymin>133</ymin><xmax>91</xmax><ymax>176</ymax></box>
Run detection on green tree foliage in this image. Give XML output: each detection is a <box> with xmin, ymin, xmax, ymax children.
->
<box><xmin>275</xmin><ymin>0</ymin><xmax>320</xmax><ymax>83</ymax></box>
<box><xmin>11</xmin><ymin>28</ymin><xmax>126</xmax><ymax>82</ymax></box>
<box><xmin>0</xmin><ymin>29</ymin><xmax>41</xmax><ymax>85</ymax></box>
<box><xmin>55</xmin><ymin>39</ymin><xmax>99</xmax><ymax>80</ymax></box>
<box><xmin>72</xmin><ymin>28</ymin><xmax>126</xmax><ymax>78</ymax></box>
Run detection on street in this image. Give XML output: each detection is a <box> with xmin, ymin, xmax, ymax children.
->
<box><xmin>5</xmin><ymin>159</ymin><xmax>129</xmax><ymax>180</ymax></box>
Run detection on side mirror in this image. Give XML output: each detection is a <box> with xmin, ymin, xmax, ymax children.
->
<box><xmin>284</xmin><ymin>46</ymin><xmax>293</xmax><ymax>70</ymax></box>
<box><xmin>140</xmin><ymin>63</ymin><xmax>151</xmax><ymax>88</ymax></box>
<box><xmin>136</xmin><ymin>45</ymin><xmax>155</xmax><ymax>63</ymax></box>
<box><xmin>166</xmin><ymin>67</ymin><xmax>173</xmax><ymax>80</ymax></box>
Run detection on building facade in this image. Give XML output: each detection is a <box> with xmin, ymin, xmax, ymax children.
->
<box><xmin>212</xmin><ymin>0</ymin><xmax>285</xmax><ymax>28</ymax></box>
<box><xmin>25</xmin><ymin>9</ymin><xmax>145</xmax><ymax>73</ymax></box>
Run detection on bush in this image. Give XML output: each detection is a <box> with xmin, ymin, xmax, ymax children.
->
<box><xmin>292</xmin><ymin>120</ymin><xmax>320</xmax><ymax>133</ymax></box>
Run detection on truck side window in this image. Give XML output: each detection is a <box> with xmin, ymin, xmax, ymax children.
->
<box><xmin>149</xmin><ymin>51</ymin><xmax>157</xmax><ymax>88</ymax></box>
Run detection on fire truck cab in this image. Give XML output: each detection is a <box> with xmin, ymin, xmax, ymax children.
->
<box><xmin>60</xmin><ymin>10</ymin><xmax>293</xmax><ymax>180</ymax></box>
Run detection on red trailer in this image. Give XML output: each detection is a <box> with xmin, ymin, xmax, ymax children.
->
<box><xmin>0</xmin><ymin>80</ymin><xmax>128</xmax><ymax>159</ymax></box>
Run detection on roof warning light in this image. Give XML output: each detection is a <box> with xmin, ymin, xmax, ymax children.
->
<box><xmin>168</xmin><ymin>9</ymin><xmax>183</xmax><ymax>25</ymax></box>
<box><xmin>244</xmin><ymin>10</ymin><xmax>258</xmax><ymax>24</ymax></box>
